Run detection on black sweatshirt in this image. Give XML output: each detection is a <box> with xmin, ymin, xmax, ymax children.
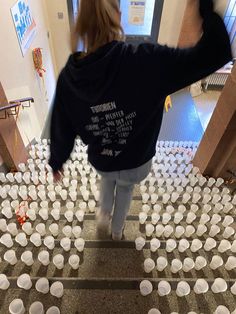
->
<box><xmin>49</xmin><ymin>8</ymin><xmax>232</xmax><ymax>173</ymax></box>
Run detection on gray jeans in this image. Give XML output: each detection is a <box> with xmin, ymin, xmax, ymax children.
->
<box><xmin>97</xmin><ymin>160</ymin><xmax>152</xmax><ymax>234</ymax></box>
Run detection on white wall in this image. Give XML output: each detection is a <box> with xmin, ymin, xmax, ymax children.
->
<box><xmin>0</xmin><ymin>0</ymin><xmax>56</xmax><ymax>148</ymax></box>
<box><xmin>43</xmin><ymin>0</ymin><xmax>71</xmax><ymax>76</ymax></box>
<box><xmin>158</xmin><ymin>0</ymin><xmax>187</xmax><ymax>47</ymax></box>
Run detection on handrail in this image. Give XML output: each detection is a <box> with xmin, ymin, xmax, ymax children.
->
<box><xmin>0</xmin><ymin>97</ymin><xmax>34</xmax><ymax>119</ymax></box>
<box><xmin>9</xmin><ymin>97</ymin><xmax>34</xmax><ymax>104</ymax></box>
<box><xmin>0</xmin><ymin>102</ymin><xmax>21</xmax><ymax>112</ymax></box>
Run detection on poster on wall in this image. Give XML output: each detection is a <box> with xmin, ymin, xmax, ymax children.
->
<box><xmin>11</xmin><ymin>0</ymin><xmax>36</xmax><ymax>56</ymax></box>
<box><xmin>128</xmin><ymin>0</ymin><xmax>146</xmax><ymax>25</ymax></box>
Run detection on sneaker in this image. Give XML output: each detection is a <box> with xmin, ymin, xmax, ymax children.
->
<box><xmin>96</xmin><ymin>209</ymin><xmax>111</xmax><ymax>232</ymax></box>
<box><xmin>112</xmin><ymin>231</ymin><xmax>123</xmax><ymax>241</ymax></box>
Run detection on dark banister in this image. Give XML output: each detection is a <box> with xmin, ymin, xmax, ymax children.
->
<box><xmin>9</xmin><ymin>97</ymin><xmax>34</xmax><ymax>104</ymax></box>
<box><xmin>0</xmin><ymin>97</ymin><xmax>34</xmax><ymax>119</ymax></box>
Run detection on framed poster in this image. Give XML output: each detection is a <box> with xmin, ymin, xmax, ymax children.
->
<box><xmin>11</xmin><ymin>0</ymin><xmax>36</xmax><ymax>56</ymax></box>
<box><xmin>128</xmin><ymin>0</ymin><xmax>146</xmax><ymax>25</ymax></box>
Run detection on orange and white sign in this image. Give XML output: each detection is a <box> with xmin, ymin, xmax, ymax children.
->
<box><xmin>129</xmin><ymin>1</ymin><xmax>146</xmax><ymax>25</ymax></box>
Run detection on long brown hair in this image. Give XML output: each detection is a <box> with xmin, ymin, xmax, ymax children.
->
<box><xmin>71</xmin><ymin>0</ymin><xmax>124</xmax><ymax>54</ymax></box>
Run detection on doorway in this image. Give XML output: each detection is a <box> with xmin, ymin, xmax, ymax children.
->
<box><xmin>67</xmin><ymin>0</ymin><xmax>164</xmax><ymax>45</ymax></box>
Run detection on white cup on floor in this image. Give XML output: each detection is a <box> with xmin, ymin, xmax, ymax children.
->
<box><xmin>29</xmin><ymin>302</ymin><xmax>44</xmax><ymax>314</ymax></box>
<box><xmin>9</xmin><ymin>299</ymin><xmax>25</xmax><ymax>314</ymax></box>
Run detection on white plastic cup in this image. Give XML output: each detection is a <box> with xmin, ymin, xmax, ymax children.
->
<box><xmin>190</xmin><ymin>239</ymin><xmax>202</xmax><ymax>252</ymax></box>
<box><xmin>222</xmin><ymin>215</ymin><xmax>234</xmax><ymax>227</ymax></box>
<box><xmin>135</xmin><ymin>237</ymin><xmax>146</xmax><ymax>251</ymax></box>
<box><xmin>140</xmin><ymin>280</ymin><xmax>153</xmax><ymax>296</ymax></box>
<box><xmin>195</xmin><ymin>256</ymin><xmax>207</xmax><ymax>270</ymax></box>
<box><xmin>36</xmin><ymin>223</ymin><xmax>46</xmax><ymax>236</ymax></box>
<box><xmin>69</xmin><ymin>255</ymin><xmax>80</xmax><ymax>270</ymax></box>
<box><xmin>162</xmin><ymin>213</ymin><xmax>171</xmax><ymax>225</ymax></box>
<box><xmin>17</xmin><ymin>274</ymin><xmax>32</xmax><ymax>290</ymax></box>
<box><xmin>210</xmin><ymin>255</ymin><xmax>224</xmax><ymax>270</ymax></box>
<box><xmin>166</xmin><ymin>239</ymin><xmax>177</xmax><ymax>253</ymax></box>
<box><xmin>60</xmin><ymin>237</ymin><xmax>71</xmax><ymax>251</ymax></box>
<box><xmin>144</xmin><ymin>258</ymin><xmax>155</xmax><ymax>273</ymax></box>
<box><xmin>30</xmin><ymin>233</ymin><xmax>42</xmax><ymax>247</ymax></box>
<box><xmin>138</xmin><ymin>212</ymin><xmax>147</xmax><ymax>225</ymax></box>
<box><xmin>46</xmin><ymin>307</ymin><xmax>60</xmax><ymax>314</ymax></box>
<box><xmin>178</xmin><ymin>239</ymin><xmax>190</xmax><ymax>253</ymax></box>
<box><xmin>225</xmin><ymin>256</ymin><xmax>236</xmax><ymax>271</ymax></box>
<box><xmin>211</xmin><ymin>278</ymin><xmax>227</xmax><ymax>293</ymax></box>
<box><xmin>35</xmin><ymin>278</ymin><xmax>50</xmax><ymax>294</ymax></box>
<box><xmin>182</xmin><ymin>258</ymin><xmax>195</xmax><ymax>272</ymax></box>
<box><xmin>175</xmin><ymin>226</ymin><xmax>185</xmax><ymax>238</ymax></box>
<box><xmin>38</xmin><ymin>251</ymin><xmax>50</xmax><ymax>266</ymax></box>
<box><xmin>223</xmin><ymin>227</ymin><xmax>235</xmax><ymax>239</ymax></box>
<box><xmin>156</xmin><ymin>257</ymin><xmax>168</xmax><ymax>272</ymax></box>
<box><xmin>49</xmin><ymin>223</ymin><xmax>59</xmax><ymax>237</ymax></box>
<box><xmin>50</xmin><ymin>281</ymin><xmax>64</xmax><ymax>298</ymax></box>
<box><xmin>170</xmin><ymin>259</ymin><xmax>183</xmax><ymax>273</ymax></box>
<box><xmin>196</xmin><ymin>224</ymin><xmax>207</xmax><ymax>237</ymax></box>
<box><xmin>53</xmin><ymin>254</ymin><xmax>64</xmax><ymax>269</ymax></box>
<box><xmin>0</xmin><ymin>273</ymin><xmax>10</xmax><ymax>290</ymax></box>
<box><xmin>0</xmin><ymin>233</ymin><xmax>13</xmax><ymax>248</ymax></box>
<box><xmin>22</xmin><ymin>222</ymin><xmax>33</xmax><ymax>235</ymax></box>
<box><xmin>150</xmin><ymin>238</ymin><xmax>160</xmax><ymax>252</ymax></box>
<box><xmin>218</xmin><ymin>240</ymin><xmax>231</xmax><ymax>253</ymax></box>
<box><xmin>204</xmin><ymin>238</ymin><xmax>217</xmax><ymax>251</ymax></box>
<box><xmin>193</xmin><ymin>279</ymin><xmax>209</xmax><ymax>294</ymax></box>
<box><xmin>156</xmin><ymin>224</ymin><xmax>165</xmax><ymax>237</ymax></box>
<box><xmin>213</xmin><ymin>306</ymin><xmax>230</xmax><ymax>314</ymax></box>
<box><xmin>21</xmin><ymin>251</ymin><xmax>34</xmax><ymax>266</ymax></box>
<box><xmin>174</xmin><ymin>212</ymin><xmax>183</xmax><ymax>224</ymax></box>
<box><xmin>230</xmin><ymin>282</ymin><xmax>236</xmax><ymax>295</ymax></box>
<box><xmin>51</xmin><ymin>209</ymin><xmax>60</xmax><ymax>221</ymax></box>
<box><xmin>209</xmin><ymin>225</ymin><xmax>221</xmax><ymax>237</ymax></box>
<box><xmin>75</xmin><ymin>238</ymin><xmax>85</xmax><ymax>252</ymax></box>
<box><xmin>151</xmin><ymin>213</ymin><xmax>160</xmax><ymax>225</ymax></box>
<box><xmin>176</xmin><ymin>281</ymin><xmax>191</xmax><ymax>297</ymax></box>
<box><xmin>7</xmin><ymin>223</ymin><xmax>18</xmax><ymax>236</ymax></box>
<box><xmin>4</xmin><ymin>250</ymin><xmax>17</xmax><ymax>265</ymax></box>
<box><xmin>75</xmin><ymin>210</ymin><xmax>85</xmax><ymax>222</ymax></box>
<box><xmin>158</xmin><ymin>281</ymin><xmax>171</xmax><ymax>296</ymax></box>
<box><xmin>145</xmin><ymin>224</ymin><xmax>155</xmax><ymax>237</ymax></box>
<box><xmin>29</xmin><ymin>302</ymin><xmax>44</xmax><ymax>314</ymax></box>
<box><xmin>9</xmin><ymin>299</ymin><xmax>25</xmax><ymax>314</ymax></box>
<box><xmin>185</xmin><ymin>225</ymin><xmax>195</xmax><ymax>238</ymax></box>
<box><xmin>44</xmin><ymin>236</ymin><xmax>55</xmax><ymax>250</ymax></box>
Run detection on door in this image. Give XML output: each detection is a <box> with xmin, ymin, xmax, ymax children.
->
<box><xmin>68</xmin><ymin>0</ymin><xmax>164</xmax><ymax>45</ymax></box>
<box><xmin>119</xmin><ymin>0</ymin><xmax>164</xmax><ymax>45</ymax></box>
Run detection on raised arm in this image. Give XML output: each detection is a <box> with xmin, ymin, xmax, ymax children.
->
<box><xmin>133</xmin><ymin>0</ymin><xmax>232</xmax><ymax>97</ymax></box>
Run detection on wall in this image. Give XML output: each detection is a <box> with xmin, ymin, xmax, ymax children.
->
<box><xmin>158</xmin><ymin>0</ymin><xmax>187</xmax><ymax>47</ymax></box>
<box><xmin>0</xmin><ymin>0</ymin><xmax>57</xmax><ymax>165</ymax></box>
<box><xmin>43</xmin><ymin>0</ymin><xmax>71</xmax><ymax>76</ymax></box>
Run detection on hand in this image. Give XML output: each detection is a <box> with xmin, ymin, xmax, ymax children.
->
<box><xmin>53</xmin><ymin>170</ymin><xmax>63</xmax><ymax>183</ymax></box>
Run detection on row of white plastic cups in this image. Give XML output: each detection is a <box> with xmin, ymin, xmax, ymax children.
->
<box><xmin>0</xmin><ymin>184</ymin><xmax>99</xmax><ymax>202</ymax></box>
<box><xmin>135</xmin><ymin>236</ymin><xmax>236</xmax><ymax>253</ymax></box>
<box><xmin>144</xmin><ymin>235</ymin><xmax>236</xmax><ymax>255</ymax></box>
<box><xmin>139</xmin><ymin>212</ymin><xmax>234</xmax><ymax>228</ymax></box>
<box><xmin>1</xmin><ymin>250</ymin><xmax>81</xmax><ymax>269</ymax></box>
<box><xmin>145</xmin><ymin>221</ymin><xmax>234</xmax><ymax>239</ymax></box>
<box><xmin>2</xmin><ymin>274</ymin><xmax>64</xmax><ymax>296</ymax></box>
<box><xmin>9</xmin><ymin>299</ymin><xmax>60</xmax><ymax>314</ymax></box>
<box><xmin>1</xmin><ymin>205</ymin><xmax>88</xmax><ymax>221</ymax></box>
<box><xmin>142</xmin><ymin>255</ymin><xmax>236</xmax><ymax>273</ymax></box>
<box><xmin>0</xmin><ymin>221</ymin><xmax>83</xmax><ymax>238</ymax></box>
<box><xmin>156</xmin><ymin>140</ymin><xmax>198</xmax><ymax>148</ymax></box>
<box><xmin>140</xmin><ymin>278</ymin><xmax>236</xmax><ymax>297</ymax></box>
<box><xmin>142</xmin><ymin>192</ymin><xmax>235</xmax><ymax>211</ymax></box>
<box><xmin>0</xmin><ymin>233</ymin><xmax>85</xmax><ymax>251</ymax></box>
<box><xmin>139</xmin><ymin>211</ymin><xmax>234</xmax><ymax>227</ymax></box>
<box><xmin>140</xmin><ymin>184</ymin><xmax>230</xmax><ymax>199</ymax></box>
<box><xmin>148</xmin><ymin>307</ymin><xmax>236</xmax><ymax>314</ymax></box>
<box><xmin>0</xmin><ymin>189</ymin><xmax>99</xmax><ymax>202</ymax></box>
<box><xmin>143</xmin><ymin>223</ymin><xmax>236</xmax><ymax>240</ymax></box>
<box><xmin>141</xmin><ymin>203</ymin><xmax>234</xmax><ymax>216</ymax></box>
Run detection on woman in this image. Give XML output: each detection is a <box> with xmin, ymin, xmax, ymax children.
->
<box><xmin>49</xmin><ymin>0</ymin><xmax>231</xmax><ymax>240</ymax></box>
